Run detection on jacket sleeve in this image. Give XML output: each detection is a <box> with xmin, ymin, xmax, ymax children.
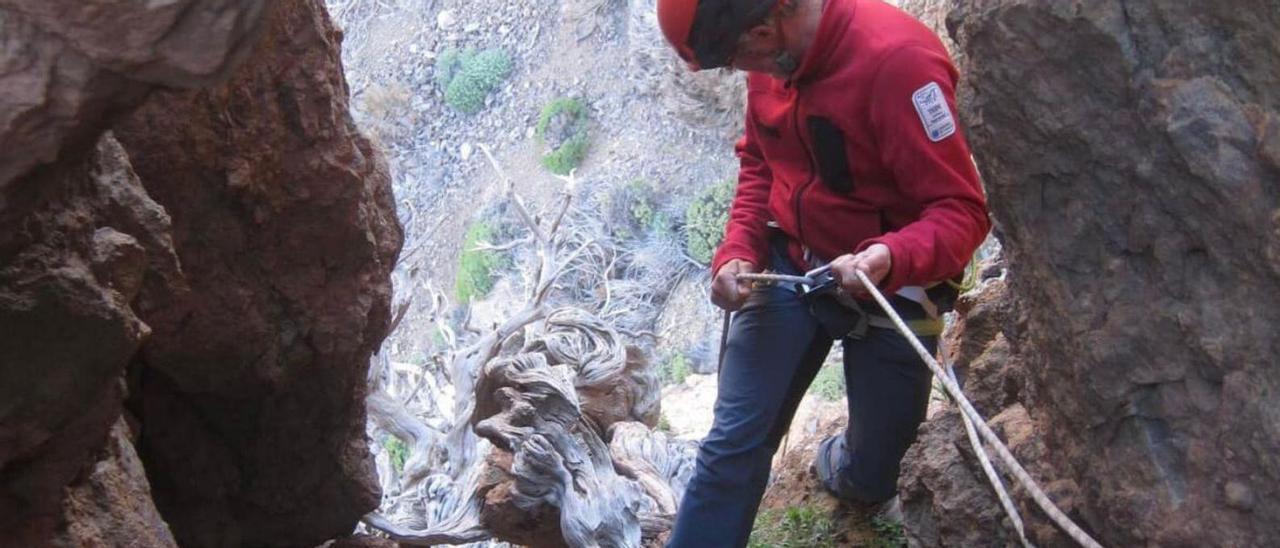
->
<box><xmin>858</xmin><ymin>45</ymin><xmax>991</xmax><ymax>293</ymax></box>
<box><xmin>711</xmin><ymin>103</ymin><xmax>774</xmax><ymax>275</ymax></box>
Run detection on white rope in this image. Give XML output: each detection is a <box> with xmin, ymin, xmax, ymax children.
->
<box><xmin>945</xmin><ymin>364</ymin><xmax>1034</xmax><ymax>548</ymax></box>
<box><xmin>853</xmin><ymin>270</ymin><xmax>1103</xmax><ymax>548</ymax></box>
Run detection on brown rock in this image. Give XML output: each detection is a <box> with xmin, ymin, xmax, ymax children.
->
<box><xmin>0</xmin><ymin>134</ymin><xmax>180</xmax><ymax>545</ymax></box>
<box><xmin>323</xmin><ymin>534</ymin><xmax>400</xmax><ymax>548</ymax></box>
<box><xmin>944</xmin><ymin>0</ymin><xmax>1280</xmax><ymax>544</ymax></box>
<box><xmin>111</xmin><ymin>0</ymin><xmax>402</xmax><ymax>545</ymax></box>
<box><xmin>477</xmin><ymin>451</ymin><xmax>568</xmax><ymax>548</ymax></box>
<box><xmin>900</xmin><ymin>278</ymin><xmax>1080</xmax><ymax>547</ymax></box>
<box><xmin>54</xmin><ymin>418</ymin><xmax>178</xmax><ymax>548</ymax></box>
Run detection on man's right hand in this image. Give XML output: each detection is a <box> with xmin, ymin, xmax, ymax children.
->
<box><xmin>711</xmin><ymin>259</ymin><xmax>757</xmax><ymax>311</ymax></box>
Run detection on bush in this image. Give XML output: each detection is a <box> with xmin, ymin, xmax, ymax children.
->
<box><xmin>436</xmin><ymin>47</ymin><xmax>512</xmax><ymax>114</ymax></box>
<box><xmin>657</xmin><ymin>415</ymin><xmax>673</xmax><ymax>433</ymax></box>
<box><xmin>454</xmin><ymin>221</ymin><xmax>502</xmax><ymax>304</ymax></box>
<box><xmin>604</xmin><ymin>179</ymin><xmax>677</xmax><ymax>241</ymax></box>
<box><xmin>684</xmin><ymin>178</ymin><xmax>736</xmax><ymax>264</ymax></box>
<box><xmin>536</xmin><ymin>97</ymin><xmax>590</xmax><ymax>175</ymax></box>
<box><xmin>871</xmin><ymin>516</ymin><xmax>907</xmax><ymax>548</ymax></box>
<box><xmin>809</xmin><ymin>363</ymin><xmax>846</xmax><ymax>402</ymax></box>
<box><xmin>749</xmin><ymin>506</ymin><xmax>837</xmax><ymax>548</ymax></box>
<box><xmin>662</xmin><ymin>353</ymin><xmax>691</xmax><ymax>386</ymax></box>
<box><xmin>382</xmin><ymin>436</ymin><xmax>408</xmax><ymax>473</ymax></box>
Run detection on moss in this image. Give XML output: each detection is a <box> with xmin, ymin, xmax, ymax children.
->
<box><xmin>536</xmin><ymin>97</ymin><xmax>590</xmax><ymax>175</ymax></box>
<box><xmin>437</xmin><ymin>47</ymin><xmax>512</xmax><ymax>114</ymax></box>
<box><xmin>749</xmin><ymin>506</ymin><xmax>838</xmax><ymax>548</ymax></box>
<box><xmin>454</xmin><ymin>221</ymin><xmax>503</xmax><ymax>304</ymax></box>
<box><xmin>684</xmin><ymin>178</ymin><xmax>736</xmax><ymax>264</ymax></box>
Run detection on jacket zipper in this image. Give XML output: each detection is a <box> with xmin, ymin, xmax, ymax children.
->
<box><xmin>791</xmin><ymin>93</ymin><xmax>819</xmax><ymax>249</ymax></box>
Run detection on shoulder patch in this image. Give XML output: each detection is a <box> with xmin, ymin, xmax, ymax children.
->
<box><xmin>911</xmin><ymin>82</ymin><xmax>957</xmax><ymax>143</ymax></box>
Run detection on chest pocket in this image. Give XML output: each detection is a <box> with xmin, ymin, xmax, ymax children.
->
<box><xmin>807</xmin><ymin>116</ymin><xmax>854</xmax><ymax>193</ymax></box>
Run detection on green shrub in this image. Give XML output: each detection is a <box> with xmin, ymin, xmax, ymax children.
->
<box><xmin>436</xmin><ymin>47</ymin><xmax>512</xmax><ymax>114</ymax></box>
<box><xmin>684</xmin><ymin>178</ymin><xmax>736</xmax><ymax>264</ymax></box>
<box><xmin>657</xmin><ymin>415</ymin><xmax>673</xmax><ymax>433</ymax></box>
<box><xmin>662</xmin><ymin>353</ymin><xmax>691</xmax><ymax>386</ymax></box>
<box><xmin>454</xmin><ymin>221</ymin><xmax>502</xmax><ymax>304</ymax></box>
<box><xmin>536</xmin><ymin>97</ymin><xmax>590</xmax><ymax>175</ymax></box>
<box><xmin>383</xmin><ymin>436</ymin><xmax>409</xmax><ymax>473</ymax></box>
<box><xmin>809</xmin><ymin>363</ymin><xmax>846</xmax><ymax>402</ymax></box>
<box><xmin>748</xmin><ymin>506</ymin><xmax>837</xmax><ymax>548</ymax></box>
<box><xmin>870</xmin><ymin>517</ymin><xmax>907</xmax><ymax>548</ymax></box>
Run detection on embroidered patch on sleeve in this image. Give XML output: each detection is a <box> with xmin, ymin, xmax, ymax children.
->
<box><xmin>912</xmin><ymin>82</ymin><xmax>957</xmax><ymax>143</ymax></box>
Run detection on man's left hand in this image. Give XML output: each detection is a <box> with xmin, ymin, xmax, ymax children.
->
<box><xmin>829</xmin><ymin>244</ymin><xmax>892</xmax><ymax>298</ymax></box>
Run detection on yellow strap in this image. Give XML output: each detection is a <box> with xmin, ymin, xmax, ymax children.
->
<box><xmin>867</xmin><ymin>315</ymin><xmax>944</xmax><ymax>337</ymax></box>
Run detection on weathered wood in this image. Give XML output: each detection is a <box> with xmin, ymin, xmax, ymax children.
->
<box><xmin>364</xmin><ymin>155</ymin><xmax>694</xmax><ymax>547</ymax></box>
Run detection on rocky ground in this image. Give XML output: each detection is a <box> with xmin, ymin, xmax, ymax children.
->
<box><xmin>329</xmin><ymin>0</ymin><xmax>741</xmax><ymax>303</ymax></box>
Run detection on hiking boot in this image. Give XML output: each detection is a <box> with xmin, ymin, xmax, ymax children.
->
<box><xmin>812</xmin><ymin>434</ymin><xmax>902</xmax><ymax>521</ymax></box>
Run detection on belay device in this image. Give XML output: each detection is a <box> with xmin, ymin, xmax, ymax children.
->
<box><xmin>796</xmin><ymin>264</ymin><xmax>869</xmax><ymax>340</ymax></box>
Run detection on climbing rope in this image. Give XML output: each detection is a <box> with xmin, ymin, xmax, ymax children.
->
<box><xmin>851</xmin><ymin>269</ymin><xmax>1104</xmax><ymax>548</ymax></box>
<box><xmin>945</xmin><ymin>364</ymin><xmax>1034</xmax><ymax>548</ymax></box>
<box><xmin>733</xmin><ymin>269</ymin><xmax>1103</xmax><ymax>547</ymax></box>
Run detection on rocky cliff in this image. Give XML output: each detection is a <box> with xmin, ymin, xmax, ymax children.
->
<box><xmin>900</xmin><ymin>0</ymin><xmax>1280</xmax><ymax>545</ymax></box>
<box><xmin>0</xmin><ymin>0</ymin><xmax>401</xmax><ymax>546</ymax></box>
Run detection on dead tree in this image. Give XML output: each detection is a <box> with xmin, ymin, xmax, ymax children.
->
<box><xmin>364</xmin><ymin>148</ymin><xmax>695</xmax><ymax>547</ymax></box>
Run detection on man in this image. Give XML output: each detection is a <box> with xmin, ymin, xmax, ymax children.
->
<box><xmin>655</xmin><ymin>0</ymin><xmax>990</xmax><ymax>546</ymax></box>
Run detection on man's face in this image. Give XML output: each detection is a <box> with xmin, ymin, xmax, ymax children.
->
<box><xmin>726</xmin><ymin>23</ymin><xmax>798</xmax><ymax>79</ymax></box>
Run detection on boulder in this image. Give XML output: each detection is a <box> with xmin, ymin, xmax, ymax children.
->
<box><xmin>941</xmin><ymin>0</ymin><xmax>1280</xmax><ymax>544</ymax></box>
<box><xmin>0</xmin><ymin>133</ymin><xmax>180</xmax><ymax>545</ymax></box>
<box><xmin>111</xmin><ymin>0</ymin><xmax>403</xmax><ymax>545</ymax></box>
<box><xmin>54</xmin><ymin>418</ymin><xmax>179</xmax><ymax>548</ymax></box>
<box><xmin>0</xmin><ymin>0</ymin><xmax>268</xmax><ymax>189</ymax></box>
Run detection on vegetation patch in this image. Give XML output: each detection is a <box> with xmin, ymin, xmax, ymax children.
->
<box><xmin>661</xmin><ymin>352</ymin><xmax>692</xmax><ymax>386</ymax></box>
<box><xmin>684</xmin><ymin>178</ymin><xmax>736</xmax><ymax>264</ymax></box>
<box><xmin>749</xmin><ymin>506</ymin><xmax>838</xmax><ymax>548</ymax></box>
<box><xmin>436</xmin><ymin>47</ymin><xmax>513</xmax><ymax>114</ymax></box>
<box><xmin>870</xmin><ymin>516</ymin><xmax>907</xmax><ymax>548</ymax></box>
<box><xmin>536</xmin><ymin>97</ymin><xmax>591</xmax><ymax>175</ymax></box>
<box><xmin>604</xmin><ymin>178</ymin><xmax>676</xmax><ymax>241</ymax></box>
<box><xmin>383</xmin><ymin>436</ymin><xmax>409</xmax><ymax>473</ymax></box>
<box><xmin>808</xmin><ymin>363</ymin><xmax>846</xmax><ymax>402</ymax></box>
<box><xmin>454</xmin><ymin>221</ymin><xmax>504</xmax><ymax>304</ymax></box>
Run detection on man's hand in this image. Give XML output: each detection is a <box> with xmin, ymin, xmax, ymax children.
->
<box><xmin>711</xmin><ymin>259</ymin><xmax>757</xmax><ymax>311</ymax></box>
<box><xmin>829</xmin><ymin>244</ymin><xmax>892</xmax><ymax>298</ymax></box>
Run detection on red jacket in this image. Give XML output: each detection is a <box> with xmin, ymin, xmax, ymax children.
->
<box><xmin>712</xmin><ymin>0</ymin><xmax>990</xmax><ymax>295</ymax></box>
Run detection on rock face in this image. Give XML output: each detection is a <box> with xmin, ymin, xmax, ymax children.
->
<box><xmin>54</xmin><ymin>418</ymin><xmax>179</xmax><ymax>548</ymax></box>
<box><xmin>112</xmin><ymin>0</ymin><xmax>403</xmax><ymax>545</ymax></box>
<box><xmin>936</xmin><ymin>1</ymin><xmax>1280</xmax><ymax>545</ymax></box>
<box><xmin>899</xmin><ymin>278</ymin><xmax>1078</xmax><ymax>547</ymax></box>
<box><xmin>0</xmin><ymin>0</ymin><xmax>400</xmax><ymax>546</ymax></box>
<box><xmin>0</xmin><ymin>133</ymin><xmax>181</xmax><ymax>545</ymax></box>
<box><xmin>0</xmin><ymin>0</ymin><xmax>268</xmax><ymax>189</ymax></box>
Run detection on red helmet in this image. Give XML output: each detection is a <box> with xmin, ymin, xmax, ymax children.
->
<box><xmin>656</xmin><ymin>0</ymin><xmax>778</xmax><ymax>71</ymax></box>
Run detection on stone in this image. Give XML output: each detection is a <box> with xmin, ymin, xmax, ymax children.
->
<box><xmin>54</xmin><ymin>418</ymin><xmax>178</xmax><ymax>548</ymax></box>
<box><xmin>111</xmin><ymin>0</ymin><xmax>402</xmax><ymax>545</ymax></box>
<box><xmin>437</xmin><ymin>9</ymin><xmax>457</xmax><ymax>31</ymax></box>
<box><xmin>0</xmin><ymin>0</ymin><xmax>268</xmax><ymax>189</ymax></box>
<box><xmin>0</xmin><ymin>133</ymin><xmax>182</xmax><ymax>545</ymax></box>
<box><xmin>937</xmin><ymin>0</ymin><xmax>1280</xmax><ymax>544</ymax></box>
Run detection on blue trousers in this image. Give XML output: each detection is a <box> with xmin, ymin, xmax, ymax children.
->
<box><xmin>667</xmin><ymin>248</ymin><xmax>937</xmax><ymax>548</ymax></box>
